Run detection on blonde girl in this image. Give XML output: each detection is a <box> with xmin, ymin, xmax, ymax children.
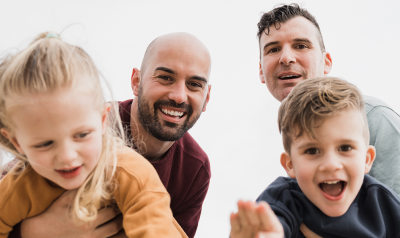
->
<box><xmin>0</xmin><ymin>32</ymin><xmax>186</xmax><ymax>238</ymax></box>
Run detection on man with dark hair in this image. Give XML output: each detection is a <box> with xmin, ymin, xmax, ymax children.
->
<box><xmin>252</xmin><ymin>3</ymin><xmax>400</xmax><ymax>237</ymax></box>
<box><xmin>4</xmin><ymin>32</ymin><xmax>211</xmax><ymax>238</ymax></box>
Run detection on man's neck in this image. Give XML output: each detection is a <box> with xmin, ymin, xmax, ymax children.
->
<box><xmin>130</xmin><ymin>98</ymin><xmax>175</xmax><ymax>162</ymax></box>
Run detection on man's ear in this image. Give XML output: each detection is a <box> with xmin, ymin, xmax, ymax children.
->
<box><xmin>323</xmin><ymin>52</ymin><xmax>332</xmax><ymax>75</ymax></box>
<box><xmin>202</xmin><ymin>85</ymin><xmax>211</xmax><ymax>112</ymax></box>
<box><xmin>259</xmin><ymin>62</ymin><xmax>266</xmax><ymax>84</ymax></box>
<box><xmin>280</xmin><ymin>152</ymin><xmax>296</xmax><ymax>178</ymax></box>
<box><xmin>101</xmin><ymin>103</ymin><xmax>111</xmax><ymax>135</ymax></box>
<box><xmin>131</xmin><ymin>68</ymin><xmax>141</xmax><ymax>96</ymax></box>
<box><xmin>364</xmin><ymin>145</ymin><xmax>376</xmax><ymax>174</ymax></box>
<box><xmin>0</xmin><ymin>128</ymin><xmax>24</xmax><ymax>154</ymax></box>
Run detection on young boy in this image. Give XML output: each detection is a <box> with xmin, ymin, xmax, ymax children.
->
<box><xmin>230</xmin><ymin>77</ymin><xmax>400</xmax><ymax>238</ymax></box>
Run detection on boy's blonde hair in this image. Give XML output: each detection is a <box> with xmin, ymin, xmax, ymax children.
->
<box><xmin>278</xmin><ymin>77</ymin><xmax>369</xmax><ymax>154</ymax></box>
<box><xmin>0</xmin><ymin>32</ymin><xmax>124</xmax><ymax>222</ymax></box>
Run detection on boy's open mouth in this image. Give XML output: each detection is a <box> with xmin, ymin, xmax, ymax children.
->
<box><xmin>319</xmin><ymin>180</ymin><xmax>346</xmax><ymax>197</ymax></box>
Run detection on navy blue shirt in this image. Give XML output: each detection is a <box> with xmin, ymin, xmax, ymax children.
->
<box><xmin>256</xmin><ymin>175</ymin><xmax>400</xmax><ymax>238</ymax></box>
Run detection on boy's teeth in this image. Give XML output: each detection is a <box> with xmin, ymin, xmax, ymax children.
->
<box><xmin>324</xmin><ymin>180</ymin><xmax>340</xmax><ymax>184</ymax></box>
<box><xmin>161</xmin><ymin>108</ymin><xmax>183</xmax><ymax>117</ymax></box>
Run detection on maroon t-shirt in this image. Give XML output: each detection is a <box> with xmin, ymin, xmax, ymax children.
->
<box><xmin>8</xmin><ymin>99</ymin><xmax>210</xmax><ymax>238</ymax></box>
<box><xmin>119</xmin><ymin>99</ymin><xmax>211</xmax><ymax>238</ymax></box>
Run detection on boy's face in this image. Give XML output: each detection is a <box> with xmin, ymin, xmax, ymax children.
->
<box><xmin>281</xmin><ymin>108</ymin><xmax>375</xmax><ymax>217</ymax></box>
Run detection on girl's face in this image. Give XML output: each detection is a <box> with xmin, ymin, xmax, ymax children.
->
<box><xmin>3</xmin><ymin>86</ymin><xmax>109</xmax><ymax>190</ymax></box>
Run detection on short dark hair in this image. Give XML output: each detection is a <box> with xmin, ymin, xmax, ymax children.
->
<box><xmin>257</xmin><ymin>3</ymin><xmax>325</xmax><ymax>55</ymax></box>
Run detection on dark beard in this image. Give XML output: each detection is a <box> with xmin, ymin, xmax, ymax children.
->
<box><xmin>137</xmin><ymin>89</ymin><xmax>199</xmax><ymax>141</ymax></box>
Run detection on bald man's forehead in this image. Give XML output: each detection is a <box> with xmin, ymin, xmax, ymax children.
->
<box><xmin>140</xmin><ymin>33</ymin><xmax>211</xmax><ymax>77</ymax></box>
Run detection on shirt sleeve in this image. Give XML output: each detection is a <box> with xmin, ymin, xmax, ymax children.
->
<box><xmin>114</xmin><ymin>156</ymin><xmax>186</xmax><ymax>238</ymax></box>
<box><xmin>366</xmin><ymin>104</ymin><xmax>400</xmax><ymax>195</ymax></box>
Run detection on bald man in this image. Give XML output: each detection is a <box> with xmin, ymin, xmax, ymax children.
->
<box><xmin>6</xmin><ymin>32</ymin><xmax>211</xmax><ymax>238</ymax></box>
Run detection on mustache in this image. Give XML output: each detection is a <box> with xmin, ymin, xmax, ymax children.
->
<box><xmin>154</xmin><ymin>100</ymin><xmax>193</xmax><ymax>115</ymax></box>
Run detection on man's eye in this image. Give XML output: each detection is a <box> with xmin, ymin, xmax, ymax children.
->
<box><xmin>158</xmin><ymin>75</ymin><xmax>173</xmax><ymax>81</ymax></box>
<box><xmin>296</xmin><ymin>44</ymin><xmax>308</xmax><ymax>49</ymax></box>
<box><xmin>305</xmin><ymin>148</ymin><xmax>319</xmax><ymax>155</ymax></box>
<box><xmin>268</xmin><ymin>48</ymin><xmax>279</xmax><ymax>54</ymax></box>
<box><xmin>188</xmin><ymin>82</ymin><xmax>203</xmax><ymax>88</ymax></box>
<box><xmin>34</xmin><ymin>141</ymin><xmax>53</xmax><ymax>148</ymax></box>
<box><xmin>339</xmin><ymin>145</ymin><xmax>352</xmax><ymax>152</ymax></box>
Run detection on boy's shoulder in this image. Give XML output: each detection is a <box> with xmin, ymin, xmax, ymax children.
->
<box><xmin>360</xmin><ymin>174</ymin><xmax>400</xmax><ymax>203</ymax></box>
<box><xmin>256</xmin><ymin>176</ymin><xmax>303</xmax><ymax>204</ymax></box>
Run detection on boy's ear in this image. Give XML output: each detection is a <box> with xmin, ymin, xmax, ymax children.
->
<box><xmin>0</xmin><ymin>128</ymin><xmax>25</xmax><ymax>154</ymax></box>
<box><xmin>280</xmin><ymin>152</ymin><xmax>296</xmax><ymax>178</ymax></box>
<box><xmin>101</xmin><ymin>103</ymin><xmax>111</xmax><ymax>135</ymax></box>
<box><xmin>131</xmin><ymin>68</ymin><xmax>141</xmax><ymax>97</ymax></box>
<box><xmin>364</xmin><ymin>145</ymin><xmax>376</xmax><ymax>174</ymax></box>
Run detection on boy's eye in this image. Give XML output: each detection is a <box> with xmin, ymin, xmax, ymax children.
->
<box><xmin>34</xmin><ymin>141</ymin><xmax>53</xmax><ymax>148</ymax></box>
<box><xmin>339</xmin><ymin>145</ymin><xmax>352</xmax><ymax>152</ymax></box>
<box><xmin>305</xmin><ymin>148</ymin><xmax>319</xmax><ymax>155</ymax></box>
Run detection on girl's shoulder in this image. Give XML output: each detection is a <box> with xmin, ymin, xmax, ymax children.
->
<box><xmin>115</xmin><ymin>146</ymin><xmax>160</xmax><ymax>185</ymax></box>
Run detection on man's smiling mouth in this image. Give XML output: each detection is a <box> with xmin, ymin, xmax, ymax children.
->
<box><xmin>161</xmin><ymin>108</ymin><xmax>185</xmax><ymax>118</ymax></box>
<box><xmin>279</xmin><ymin>74</ymin><xmax>301</xmax><ymax>80</ymax></box>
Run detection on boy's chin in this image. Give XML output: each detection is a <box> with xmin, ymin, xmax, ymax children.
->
<box><xmin>319</xmin><ymin>205</ymin><xmax>350</xmax><ymax>217</ymax></box>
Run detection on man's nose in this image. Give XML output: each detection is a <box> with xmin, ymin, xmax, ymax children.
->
<box><xmin>168</xmin><ymin>81</ymin><xmax>188</xmax><ymax>104</ymax></box>
<box><xmin>279</xmin><ymin>46</ymin><xmax>296</xmax><ymax>65</ymax></box>
<box><xmin>318</xmin><ymin>152</ymin><xmax>343</xmax><ymax>172</ymax></box>
<box><xmin>56</xmin><ymin>142</ymin><xmax>78</xmax><ymax>165</ymax></box>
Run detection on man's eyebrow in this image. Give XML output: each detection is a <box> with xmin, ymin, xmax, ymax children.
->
<box><xmin>154</xmin><ymin>66</ymin><xmax>176</xmax><ymax>74</ymax></box>
<box><xmin>263</xmin><ymin>41</ymin><xmax>279</xmax><ymax>51</ymax></box>
<box><xmin>190</xmin><ymin>76</ymin><xmax>208</xmax><ymax>83</ymax></box>
<box><xmin>155</xmin><ymin>66</ymin><xmax>208</xmax><ymax>83</ymax></box>
<box><xmin>293</xmin><ymin>38</ymin><xmax>312</xmax><ymax>44</ymax></box>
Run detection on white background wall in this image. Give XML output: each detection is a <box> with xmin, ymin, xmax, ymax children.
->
<box><xmin>1</xmin><ymin>0</ymin><xmax>400</xmax><ymax>237</ymax></box>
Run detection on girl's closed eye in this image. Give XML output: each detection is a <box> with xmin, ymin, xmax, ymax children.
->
<box><xmin>34</xmin><ymin>141</ymin><xmax>53</xmax><ymax>148</ymax></box>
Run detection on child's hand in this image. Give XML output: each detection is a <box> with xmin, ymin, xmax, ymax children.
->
<box><xmin>230</xmin><ymin>200</ymin><xmax>283</xmax><ymax>238</ymax></box>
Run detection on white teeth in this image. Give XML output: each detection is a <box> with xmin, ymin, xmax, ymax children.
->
<box><xmin>161</xmin><ymin>108</ymin><xmax>184</xmax><ymax>117</ymax></box>
<box><xmin>324</xmin><ymin>180</ymin><xmax>340</xmax><ymax>184</ymax></box>
<box><xmin>281</xmin><ymin>75</ymin><xmax>297</xmax><ymax>78</ymax></box>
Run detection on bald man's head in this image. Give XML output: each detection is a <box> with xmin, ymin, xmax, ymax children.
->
<box><xmin>140</xmin><ymin>32</ymin><xmax>211</xmax><ymax>79</ymax></box>
<box><xmin>132</xmin><ymin>32</ymin><xmax>212</xmax><ymax>142</ymax></box>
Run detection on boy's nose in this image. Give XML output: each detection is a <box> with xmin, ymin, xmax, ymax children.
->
<box><xmin>319</xmin><ymin>153</ymin><xmax>343</xmax><ymax>172</ymax></box>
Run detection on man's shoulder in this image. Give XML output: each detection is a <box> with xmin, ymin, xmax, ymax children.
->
<box><xmin>364</xmin><ymin>95</ymin><xmax>399</xmax><ymax>116</ymax></box>
<box><xmin>174</xmin><ymin>133</ymin><xmax>210</xmax><ymax>172</ymax></box>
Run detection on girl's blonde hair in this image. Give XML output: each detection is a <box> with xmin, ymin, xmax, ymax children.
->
<box><xmin>0</xmin><ymin>32</ymin><xmax>125</xmax><ymax>222</ymax></box>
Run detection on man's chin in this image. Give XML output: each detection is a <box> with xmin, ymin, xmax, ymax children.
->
<box><xmin>277</xmin><ymin>87</ymin><xmax>296</xmax><ymax>102</ymax></box>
